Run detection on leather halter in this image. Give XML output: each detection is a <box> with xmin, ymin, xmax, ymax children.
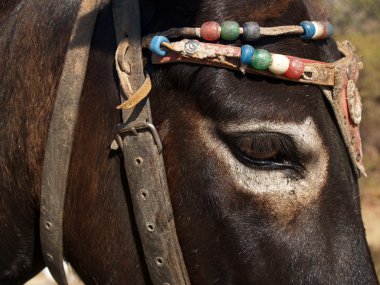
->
<box><xmin>40</xmin><ymin>0</ymin><xmax>365</xmax><ymax>284</ymax></box>
<box><xmin>40</xmin><ymin>0</ymin><xmax>189</xmax><ymax>284</ymax></box>
<box><xmin>112</xmin><ymin>0</ymin><xmax>190</xmax><ymax>283</ymax></box>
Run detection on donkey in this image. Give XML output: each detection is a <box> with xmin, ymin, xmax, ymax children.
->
<box><xmin>0</xmin><ymin>0</ymin><xmax>378</xmax><ymax>284</ymax></box>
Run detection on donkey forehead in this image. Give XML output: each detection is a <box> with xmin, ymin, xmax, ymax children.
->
<box><xmin>144</xmin><ymin>0</ymin><xmax>325</xmax><ymax>31</ymax></box>
<box><xmin>184</xmin><ymin>66</ymin><xmax>327</xmax><ymax>124</ymax></box>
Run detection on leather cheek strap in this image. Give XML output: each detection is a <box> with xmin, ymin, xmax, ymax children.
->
<box><xmin>112</xmin><ymin>0</ymin><xmax>191</xmax><ymax>284</ymax></box>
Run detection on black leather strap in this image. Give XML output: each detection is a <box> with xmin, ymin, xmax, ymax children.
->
<box><xmin>112</xmin><ymin>0</ymin><xmax>191</xmax><ymax>284</ymax></box>
<box><xmin>40</xmin><ymin>1</ymin><xmax>100</xmax><ymax>284</ymax></box>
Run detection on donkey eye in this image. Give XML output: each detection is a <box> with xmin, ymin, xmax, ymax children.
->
<box><xmin>224</xmin><ymin>132</ymin><xmax>304</xmax><ymax>172</ymax></box>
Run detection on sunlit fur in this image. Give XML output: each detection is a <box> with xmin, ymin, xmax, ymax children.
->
<box><xmin>0</xmin><ymin>0</ymin><xmax>378</xmax><ymax>284</ymax></box>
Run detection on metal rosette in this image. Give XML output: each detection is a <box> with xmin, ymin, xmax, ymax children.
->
<box><xmin>184</xmin><ymin>40</ymin><xmax>201</xmax><ymax>55</ymax></box>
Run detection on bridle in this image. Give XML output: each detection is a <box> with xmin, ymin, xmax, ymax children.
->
<box><xmin>39</xmin><ymin>0</ymin><xmax>365</xmax><ymax>284</ymax></box>
<box><xmin>146</xmin><ymin>38</ymin><xmax>365</xmax><ymax>176</ymax></box>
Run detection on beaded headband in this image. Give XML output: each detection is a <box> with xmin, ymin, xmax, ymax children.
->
<box><xmin>118</xmin><ymin>20</ymin><xmax>365</xmax><ymax>176</ymax></box>
<box><xmin>143</xmin><ymin>21</ymin><xmax>334</xmax><ymax>84</ymax></box>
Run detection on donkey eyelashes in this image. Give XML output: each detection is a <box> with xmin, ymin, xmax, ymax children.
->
<box><xmin>223</xmin><ymin>132</ymin><xmax>305</xmax><ymax>173</ymax></box>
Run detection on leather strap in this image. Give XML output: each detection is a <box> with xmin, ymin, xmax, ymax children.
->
<box><xmin>141</xmin><ymin>24</ymin><xmax>308</xmax><ymax>45</ymax></box>
<box><xmin>115</xmin><ymin>37</ymin><xmax>152</xmax><ymax>109</ymax></box>
<box><xmin>115</xmin><ymin>74</ymin><xmax>152</xmax><ymax>109</ymax></box>
<box><xmin>321</xmin><ymin>41</ymin><xmax>366</xmax><ymax>177</ymax></box>
<box><xmin>40</xmin><ymin>1</ymin><xmax>100</xmax><ymax>284</ymax></box>
<box><xmin>112</xmin><ymin>0</ymin><xmax>191</xmax><ymax>284</ymax></box>
<box><xmin>152</xmin><ymin>39</ymin><xmax>337</xmax><ymax>87</ymax></box>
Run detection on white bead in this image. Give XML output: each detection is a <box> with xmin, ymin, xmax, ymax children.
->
<box><xmin>269</xmin><ymin>54</ymin><xmax>290</xmax><ymax>75</ymax></box>
<box><xmin>312</xmin><ymin>21</ymin><xmax>324</xmax><ymax>39</ymax></box>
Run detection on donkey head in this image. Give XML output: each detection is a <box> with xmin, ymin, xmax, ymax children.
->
<box><xmin>141</xmin><ymin>0</ymin><xmax>378</xmax><ymax>283</ymax></box>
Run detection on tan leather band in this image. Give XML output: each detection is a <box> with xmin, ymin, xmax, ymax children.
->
<box><xmin>116</xmin><ymin>74</ymin><xmax>152</xmax><ymax>109</ymax></box>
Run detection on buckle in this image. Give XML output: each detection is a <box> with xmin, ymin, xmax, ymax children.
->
<box><xmin>116</xmin><ymin>121</ymin><xmax>163</xmax><ymax>154</ymax></box>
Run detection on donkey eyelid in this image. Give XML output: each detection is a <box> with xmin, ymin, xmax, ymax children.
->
<box><xmin>221</xmin><ymin>131</ymin><xmax>304</xmax><ymax>172</ymax></box>
<box><xmin>218</xmin><ymin>118</ymin><xmax>318</xmax><ymax>153</ymax></box>
<box><xmin>222</xmin><ymin>131</ymin><xmax>297</xmax><ymax>157</ymax></box>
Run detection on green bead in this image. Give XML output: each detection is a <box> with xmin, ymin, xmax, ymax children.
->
<box><xmin>250</xmin><ymin>49</ymin><xmax>272</xmax><ymax>70</ymax></box>
<box><xmin>221</xmin><ymin>21</ymin><xmax>240</xmax><ymax>41</ymax></box>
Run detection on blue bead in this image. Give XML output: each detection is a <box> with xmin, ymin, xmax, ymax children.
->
<box><xmin>327</xmin><ymin>22</ymin><xmax>334</xmax><ymax>37</ymax></box>
<box><xmin>300</xmin><ymin>21</ymin><xmax>316</xmax><ymax>39</ymax></box>
<box><xmin>241</xmin><ymin>45</ymin><xmax>255</xmax><ymax>65</ymax></box>
<box><xmin>242</xmin><ymin>22</ymin><xmax>260</xmax><ymax>41</ymax></box>
<box><xmin>149</xmin><ymin>36</ymin><xmax>170</xmax><ymax>56</ymax></box>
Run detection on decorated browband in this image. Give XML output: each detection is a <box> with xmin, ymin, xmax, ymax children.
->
<box><xmin>142</xmin><ymin>21</ymin><xmax>334</xmax><ymax>81</ymax></box>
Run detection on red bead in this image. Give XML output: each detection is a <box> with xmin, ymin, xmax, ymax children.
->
<box><xmin>285</xmin><ymin>57</ymin><xmax>305</xmax><ymax>79</ymax></box>
<box><xmin>200</xmin><ymin>21</ymin><xmax>221</xmax><ymax>41</ymax></box>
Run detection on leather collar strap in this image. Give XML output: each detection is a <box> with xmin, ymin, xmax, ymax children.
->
<box><xmin>40</xmin><ymin>0</ymin><xmax>100</xmax><ymax>284</ymax></box>
<box><xmin>112</xmin><ymin>0</ymin><xmax>191</xmax><ymax>284</ymax></box>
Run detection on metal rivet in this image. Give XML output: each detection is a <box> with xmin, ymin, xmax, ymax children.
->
<box><xmin>146</xmin><ymin>223</ymin><xmax>154</xmax><ymax>232</ymax></box>
<box><xmin>134</xmin><ymin>157</ymin><xmax>143</xmax><ymax>166</ymax></box>
<box><xmin>45</xmin><ymin>222</ymin><xmax>52</xmax><ymax>230</ymax></box>
<box><xmin>156</xmin><ymin>257</ymin><xmax>164</xmax><ymax>266</ymax></box>
<box><xmin>141</xmin><ymin>189</ymin><xmax>148</xmax><ymax>200</ymax></box>
<box><xmin>184</xmin><ymin>40</ymin><xmax>201</xmax><ymax>55</ymax></box>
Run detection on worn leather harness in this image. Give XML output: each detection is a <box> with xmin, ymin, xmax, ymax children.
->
<box><xmin>41</xmin><ymin>0</ymin><xmax>190</xmax><ymax>284</ymax></box>
<box><xmin>40</xmin><ymin>1</ymin><xmax>100</xmax><ymax>283</ymax></box>
<box><xmin>40</xmin><ymin>0</ymin><xmax>365</xmax><ymax>284</ymax></box>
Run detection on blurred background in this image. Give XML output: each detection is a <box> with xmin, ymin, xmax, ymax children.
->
<box><xmin>327</xmin><ymin>0</ymin><xmax>380</xmax><ymax>278</ymax></box>
<box><xmin>26</xmin><ymin>0</ymin><xmax>379</xmax><ymax>283</ymax></box>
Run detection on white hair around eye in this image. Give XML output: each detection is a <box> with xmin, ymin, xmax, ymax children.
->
<box><xmin>198</xmin><ymin>117</ymin><xmax>329</xmax><ymax>220</ymax></box>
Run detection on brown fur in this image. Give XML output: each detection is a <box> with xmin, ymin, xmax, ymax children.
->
<box><xmin>0</xmin><ymin>1</ymin><xmax>79</xmax><ymax>283</ymax></box>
